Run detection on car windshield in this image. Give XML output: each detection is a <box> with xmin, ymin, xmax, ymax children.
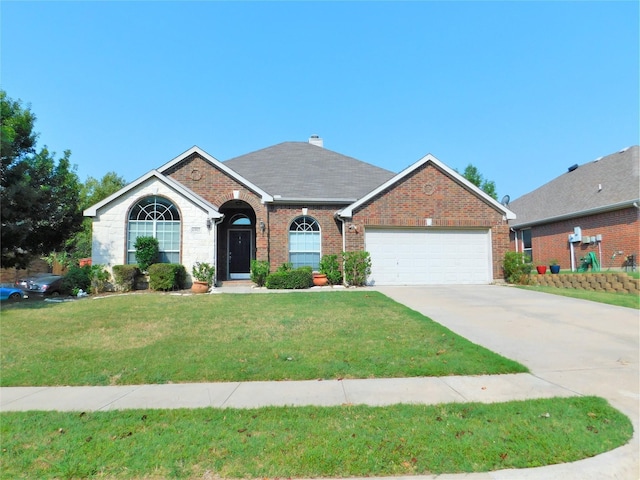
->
<box><xmin>32</xmin><ymin>276</ymin><xmax>59</xmax><ymax>284</ymax></box>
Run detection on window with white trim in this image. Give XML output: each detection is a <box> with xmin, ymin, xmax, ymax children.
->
<box><xmin>289</xmin><ymin>216</ymin><xmax>320</xmax><ymax>270</ymax></box>
<box><xmin>127</xmin><ymin>196</ymin><xmax>180</xmax><ymax>264</ymax></box>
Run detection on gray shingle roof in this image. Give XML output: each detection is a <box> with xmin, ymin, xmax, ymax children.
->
<box><xmin>223</xmin><ymin>142</ymin><xmax>395</xmax><ymax>201</ymax></box>
<box><xmin>508</xmin><ymin>146</ymin><xmax>640</xmax><ymax>227</ymax></box>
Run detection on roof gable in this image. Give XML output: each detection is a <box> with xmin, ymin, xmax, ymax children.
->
<box><xmin>509</xmin><ymin>146</ymin><xmax>640</xmax><ymax>227</ymax></box>
<box><xmin>223</xmin><ymin>142</ymin><xmax>395</xmax><ymax>202</ymax></box>
<box><xmin>339</xmin><ymin>153</ymin><xmax>516</xmax><ymax>219</ymax></box>
<box><xmin>158</xmin><ymin>146</ymin><xmax>274</xmax><ymax>203</ymax></box>
<box><xmin>83</xmin><ymin>169</ymin><xmax>222</xmax><ymax>218</ymax></box>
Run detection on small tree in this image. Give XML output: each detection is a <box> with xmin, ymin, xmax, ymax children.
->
<box><xmin>319</xmin><ymin>254</ymin><xmax>342</xmax><ymax>285</ymax></box>
<box><xmin>250</xmin><ymin>260</ymin><xmax>270</xmax><ymax>287</ymax></box>
<box><xmin>134</xmin><ymin>236</ymin><xmax>159</xmax><ymax>272</ymax></box>
<box><xmin>343</xmin><ymin>251</ymin><xmax>371</xmax><ymax>287</ymax></box>
<box><xmin>503</xmin><ymin>251</ymin><xmax>532</xmax><ymax>284</ymax></box>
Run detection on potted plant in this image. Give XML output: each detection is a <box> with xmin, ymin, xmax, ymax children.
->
<box><xmin>549</xmin><ymin>260</ymin><xmax>560</xmax><ymax>274</ymax></box>
<box><xmin>191</xmin><ymin>262</ymin><xmax>215</xmax><ymax>293</ymax></box>
<box><xmin>312</xmin><ymin>271</ymin><xmax>329</xmax><ymax>286</ymax></box>
<box><xmin>536</xmin><ymin>265</ymin><xmax>547</xmax><ymax>274</ymax></box>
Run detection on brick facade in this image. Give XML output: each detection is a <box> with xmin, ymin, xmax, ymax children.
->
<box><xmin>349</xmin><ymin>163</ymin><xmax>511</xmax><ymax>280</ymax></box>
<box><xmin>512</xmin><ymin>207</ymin><xmax>639</xmax><ymax>270</ymax></box>
<box><xmin>89</xmin><ymin>147</ymin><xmax>512</xmax><ymax>284</ymax></box>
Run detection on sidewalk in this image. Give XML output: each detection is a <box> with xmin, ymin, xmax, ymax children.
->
<box><xmin>0</xmin><ymin>373</ymin><xmax>577</xmax><ymax>412</ymax></box>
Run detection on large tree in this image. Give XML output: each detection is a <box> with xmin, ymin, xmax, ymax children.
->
<box><xmin>1</xmin><ymin>91</ymin><xmax>83</xmax><ymax>268</ymax></box>
<box><xmin>460</xmin><ymin>163</ymin><xmax>498</xmax><ymax>200</ymax></box>
<box><xmin>59</xmin><ymin>172</ymin><xmax>127</xmax><ymax>263</ymax></box>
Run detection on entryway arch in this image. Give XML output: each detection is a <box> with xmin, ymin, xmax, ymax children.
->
<box><xmin>218</xmin><ymin>200</ymin><xmax>256</xmax><ymax>280</ymax></box>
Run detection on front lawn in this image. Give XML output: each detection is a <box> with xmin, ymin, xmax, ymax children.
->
<box><xmin>519</xmin><ymin>285</ymin><xmax>639</xmax><ymax>309</ymax></box>
<box><xmin>1</xmin><ymin>291</ymin><xmax>527</xmax><ymax>386</ymax></box>
<box><xmin>0</xmin><ymin>396</ymin><xmax>632</xmax><ymax>479</ymax></box>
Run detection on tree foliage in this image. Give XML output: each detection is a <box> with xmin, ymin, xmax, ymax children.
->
<box><xmin>1</xmin><ymin>91</ymin><xmax>83</xmax><ymax>268</ymax></box>
<box><xmin>461</xmin><ymin>164</ymin><xmax>498</xmax><ymax>200</ymax></box>
<box><xmin>62</xmin><ymin>171</ymin><xmax>126</xmax><ymax>263</ymax></box>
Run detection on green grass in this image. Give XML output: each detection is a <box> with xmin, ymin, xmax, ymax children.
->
<box><xmin>520</xmin><ymin>285</ymin><xmax>639</xmax><ymax>309</ymax></box>
<box><xmin>0</xmin><ymin>396</ymin><xmax>631</xmax><ymax>479</ymax></box>
<box><xmin>0</xmin><ymin>291</ymin><xmax>527</xmax><ymax>386</ymax></box>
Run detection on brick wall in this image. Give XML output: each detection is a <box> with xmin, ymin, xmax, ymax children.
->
<box><xmin>266</xmin><ymin>204</ymin><xmax>345</xmax><ymax>268</ymax></box>
<box><xmin>514</xmin><ymin>207</ymin><xmax>639</xmax><ymax>270</ymax></box>
<box><xmin>350</xmin><ymin>163</ymin><xmax>511</xmax><ymax>280</ymax></box>
<box><xmin>166</xmin><ymin>155</ymin><xmax>511</xmax><ymax>280</ymax></box>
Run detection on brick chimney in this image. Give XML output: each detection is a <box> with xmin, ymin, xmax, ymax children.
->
<box><xmin>308</xmin><ymin>134</ymin><xmax>323</xmax><ymax>147</ymax></box>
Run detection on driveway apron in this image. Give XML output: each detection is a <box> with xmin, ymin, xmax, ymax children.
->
<box><xmin>377</xmin><ymin>284</ymin><xmax>639</xmax><ymax>480</ymax></box>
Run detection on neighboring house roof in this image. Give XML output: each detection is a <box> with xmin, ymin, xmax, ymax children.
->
<box><xmin>339</xmin><ymin>153</ymin><xmax>516</xmax><ymax>219</ymax></box>
<box><xmin>224</xmin><ymin>142</ymin><xmax>395</xmax><ymax>202</ymax></box>
<box><xmin>83</xmin><ymin>169</ymin><xmax>222</xmax><ymax>218</ymax></box>
<box><xmin>508</xmin><ymin>146</ymin><xmax>640</xmax><ymax>228</ymax></box>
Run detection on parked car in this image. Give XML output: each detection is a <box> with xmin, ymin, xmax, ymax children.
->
<box><xmin>15</xmin><ymin>275</ymin><xmax>66</xmax><ymax>297</ymax></box>
<box><xmin>0</xmin><ymin>284</ymin><xmax>28</xmax><ymax>301</ymax></box>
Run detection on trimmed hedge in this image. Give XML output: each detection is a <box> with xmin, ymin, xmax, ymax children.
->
<box><xmin>265</xmin><ymin>267</ymin><xmax>313</xmax><ymax>289</ymax></box>
<box><xmin>112</xmin><ymin>265</ymin><xmax>140</xmax><ymax>292</ymax></box>
<box><xmin>148</xmin><ymin>263</ymin><xmax>187</xmax><ymax>291</ymax></box>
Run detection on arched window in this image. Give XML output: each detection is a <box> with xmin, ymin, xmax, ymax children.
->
<box><xmin>289</xmin><ymin>216</ymin><xmax>321</xmax><ymax>270</ymax></box>
<box><xmin>127</xmin><ymin>196</ymin><xmax>181</xmax><ymax>264</ymax></box>
<box><xmin>230</xmin><ymin>214</ymin><xmax>252</xmax><ymax>226</ymax></box>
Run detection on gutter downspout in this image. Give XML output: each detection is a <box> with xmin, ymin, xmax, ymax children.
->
<box><xmin>570</xmin><ymin>241</ymin><xmax>576</xmax><ymax>272</ymax></box>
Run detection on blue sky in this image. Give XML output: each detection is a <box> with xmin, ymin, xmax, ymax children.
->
<box><xmin>2</xmin><ymin>1</ymin><xmax>638</xmax><ymax>200</ymax></box>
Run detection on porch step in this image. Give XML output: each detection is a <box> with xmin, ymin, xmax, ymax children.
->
<box><xmin>218</xmin><ymin>280</ymin><xmax>254</xmax><ymax>287</ymax></box>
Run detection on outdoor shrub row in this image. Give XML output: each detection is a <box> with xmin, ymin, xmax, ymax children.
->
<box><xmin>112</xmin><ymin>263</ymin><xmax>187</xmax><ymax>291</ymax></box>
<box><xmin>265</xmin><ymin>266</ymin><xmax>313</xmax><ymax>289</ymax></box>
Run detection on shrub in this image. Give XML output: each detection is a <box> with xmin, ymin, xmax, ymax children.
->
<box><xmin>343</xmin><ymin>251</ymin><xmax>371</xmax><ymax>286</ymax></box>
<box><xmin>148</xmin><ymin>263</ymin><xmax>186</xmax><ymax>291</ymax></box>
<box><xmin>62</xmin><ymin>265</ymin><xmax>91</xmax><ymax>294</ymax></box>
<box><xmin>112</xmin><ymin>265</ymin><xmax>140</xmax><ymax>292</ymax></box>
<box><xmin>134</xmin><ymin>236</ymin><xmax>159</xmax><ymax>272</ymax></box>
<box><xmin>503</xmin><ymin>251</ymin><xmax>533</xmax><ymax>284</ymax></box>
<box><xmin>90</xmin><ymin>264</ymin><xmax>111</xmax><ymax>293</ymax></box>
<box><xmin>250</xmin><ymin>260</ymin><xmax>270</xmax><ymax>287</ymax></box>
<box><xmin>319</xmin><ymin>254</ymin><xmax>342</xmax><ymax>285</ymax></box>
<box><xmin>265</xmin><ymin>267</ymin><xmax>313</xmax><ymax>289</ymax></box>
<box><xmin>192</xmin><ymin>262</ymin><xmax>215</xmax><ymax>286</ymax></box>
<box><xmin>277</xmin><ymin>262</ymin><xmax>293</xmax><ymax>272</ymax></box>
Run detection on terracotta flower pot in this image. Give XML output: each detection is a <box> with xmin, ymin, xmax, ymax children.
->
<box><xmin>313</xmin><ymin>273</ymin><xmax>328</xmax><ymax>286</ymax></box>
<box><xmin>191</xmin><ymin>281</ymin><xmax>210</xmax><ymax>293</ymax></box>
<box><xmin>536</xmin><ymin>265</ymin><xmax>547</xmax><ymax>274</ymax></box>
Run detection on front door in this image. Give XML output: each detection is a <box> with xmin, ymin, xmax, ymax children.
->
<box><xmin>228</xmin><ymin>229</ymin><xmax>252</xmax><ymax>279</ymax></box>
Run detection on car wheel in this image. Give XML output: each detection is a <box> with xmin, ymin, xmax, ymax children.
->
<box><xmin>9</xmin><ymin>292</ymin><xmax>21</xmax><ymax>301</ymax></box>
<box><xmin>49</xmin><ymin>291</ymin><xmax>60</xmax><ymax>297</ymax></box>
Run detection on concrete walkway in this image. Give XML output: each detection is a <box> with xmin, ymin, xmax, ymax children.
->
<box><xmin>0</xmin><ymin>373</ymin><xmax>575</xmax><ymax>412</ymax></box>
<box><xmin>1</xmin><ymin>284</ymin><xmax>638</xmax><ymax>479</ymax></box>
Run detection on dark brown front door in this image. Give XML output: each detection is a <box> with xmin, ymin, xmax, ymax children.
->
<box><xmin>228</xmin><ymin>229</ymin><xmax>252</xmax><ymax>279</ymax></box>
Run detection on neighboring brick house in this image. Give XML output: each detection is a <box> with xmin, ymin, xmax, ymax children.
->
<box><xmin>508</xmin><ymin>146</ymin><xmax>639</xmax><ymax>271</ymax></box>
<box><xmin>85</xmin><ymin>136</ymin><xmax>515</xmax><ymax>285</ymax></box>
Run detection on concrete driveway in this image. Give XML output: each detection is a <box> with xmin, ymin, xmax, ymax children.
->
<box><xmin>377</xmin><ymin>284</ymin><xmax>639</xmax><ymax>480</ymax></box>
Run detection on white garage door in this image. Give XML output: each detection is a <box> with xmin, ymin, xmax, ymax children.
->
<box><xmin>365</xmin><ymin>228</ymin><xmax>492</xmax><ymax>285</ymax></box>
